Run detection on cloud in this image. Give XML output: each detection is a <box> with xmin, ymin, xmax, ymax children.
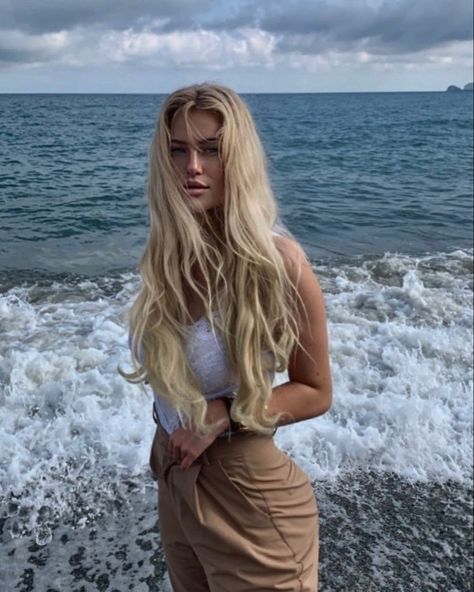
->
<box><xmin>279</xmin><ymin>39</ymin><xmax>473</xmax><ymax>75</ymax></box>
<box><xmin>0</xmin><ymin>24</ymin><xmax>276</xmax><ymax>72</ymax></box>
<box><xmin>0</xmin><ymin>0</ymin><xmax>472</xmax><ymax>73</ymax></box>
<box><xmin>99</xmin><ymin>27</ymin><xmax>275</xmax><ymax>69</ymax></box>
<box><xmin>0</xmin><ymin>29</ymin><xmax>69</xmax><ymax>66</ymax></box>
<box><xmin>0</xmin><ymin>0</ymin><xmax>217</xmax><ymax>34</ymax></box>
<box><xmin>208</xmin><ymin>0</ymin><xmax>473</xmax><ymax>55</ymax></box>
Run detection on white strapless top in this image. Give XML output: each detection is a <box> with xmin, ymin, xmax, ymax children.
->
<box><xmin>154</xmin><ymin>313</ymin><xmax>238</xmax><ymax>433</ymax></box>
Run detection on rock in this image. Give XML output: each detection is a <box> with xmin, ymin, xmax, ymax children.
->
<box><xmin>446</xmin><ymin>85</ymin><xmax>462</xmax><ymax>92</ymax></box>
<box><xmin>463</xmin><ymin>82</ymin><xmax>473</xmax><ymax>91</ymax></box>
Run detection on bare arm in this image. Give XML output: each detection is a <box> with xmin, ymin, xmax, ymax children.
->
<box><xmin>266</xmin><ymin>236</ymin><xmax>332</xmax><ymax>424</ymax></box>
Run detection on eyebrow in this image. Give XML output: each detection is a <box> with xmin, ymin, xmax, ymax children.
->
<box><xmin>170</xmin><ymin>137</ymin><xmax>218</xmax><ymax>144</ymax></box>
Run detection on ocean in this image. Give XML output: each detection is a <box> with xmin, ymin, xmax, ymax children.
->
<box><xmin>0</xmin><ymin>92</ymin><xmax>472</xmax><ymax>591</ymax></box>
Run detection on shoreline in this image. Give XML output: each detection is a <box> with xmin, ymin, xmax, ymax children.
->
<box><xmin>1</xmin><ymin>472</ymin><xmax>472</xmax><ymax>592</ymax></box>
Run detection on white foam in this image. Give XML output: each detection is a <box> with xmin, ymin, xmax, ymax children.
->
<box><xmin>1</xmin><ymin>274</ymin><xmax>156</xmax><ymax>542</ymax></box>
<box><xmin>0</xmin><ymin>250</ymin><xmax>472</xmax><ymax>542</ymax></box>
<box><xmin>277</xmin><ymin>250</ymin><xmax>473</xmax><ymax>484</ymax></box>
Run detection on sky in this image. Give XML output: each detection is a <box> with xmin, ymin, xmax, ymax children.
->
<box><xmin>0</xmin><ymin>0</ymin><xmax>472</xmax><ymax>93</ymax></box>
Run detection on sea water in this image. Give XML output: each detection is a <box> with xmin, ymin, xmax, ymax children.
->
<box><xmin>0</xmin><ymin>92</ymin><xmax>472</xmax><ymax>591</ymax></box>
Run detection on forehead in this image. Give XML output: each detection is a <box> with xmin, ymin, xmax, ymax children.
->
<box><xmin>170</xmin><ymin>109</ymin><xmax>222</xmax><ymax>142</ymax></box>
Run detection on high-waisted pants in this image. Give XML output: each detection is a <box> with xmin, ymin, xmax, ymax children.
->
<box><xmin>150</xmin><ymin>423</ymin><xmax>319</xmax><ymax>592</ymax></box>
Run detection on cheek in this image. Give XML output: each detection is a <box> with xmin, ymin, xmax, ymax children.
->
<box><xmin>172</xmin><ymin>155</ymin><xmax>187</xmax><ymax>170</ymax></box>
<box><xmin>213</xmin><ymin>165</ymin><xmax>225</xmax><ymax>187</ymax></box>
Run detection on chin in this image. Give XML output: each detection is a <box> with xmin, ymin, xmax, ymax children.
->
<box><xmin>191</xmin><ymin>203</ymin><xmax>225</xmax><ymax>220</ymax></box>
<box><xmin>190</xmin><ymin>198</ymin><xmax>221</xmax><ymax>210</ymax></box>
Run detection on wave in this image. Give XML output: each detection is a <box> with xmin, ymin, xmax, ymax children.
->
<box><xmin>0</xmin><ymin>249</ymin><xmax>472</xmax><ymax>544</ymax></box>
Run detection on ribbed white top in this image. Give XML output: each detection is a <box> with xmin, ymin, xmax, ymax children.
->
<box><xmin>153</xmin><ymin>313</ymin><xmax>241</xmax><ymax>433</ymax></box>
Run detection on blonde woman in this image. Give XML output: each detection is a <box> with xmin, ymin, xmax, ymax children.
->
<box><xmin>123</xmin><ymin>82</ymin><xmax>332</xmax><ymax>591</ymax></box>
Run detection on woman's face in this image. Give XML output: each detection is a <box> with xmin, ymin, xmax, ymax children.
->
<box><xmin>170</xmin><ymin>109</ymin><xmax>225</xmax><ymax>212</ymax></box>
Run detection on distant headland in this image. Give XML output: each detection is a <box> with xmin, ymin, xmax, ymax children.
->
<box><xmin>446</xmin><ymin>82</ymin><xmax>473</xmax><ymax>92</ymax></box>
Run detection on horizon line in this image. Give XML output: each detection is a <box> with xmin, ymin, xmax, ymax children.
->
<box><xmin>1</xmin><ymin>89</ymin><xmax>473</xmax><ymax>95</ymax></box>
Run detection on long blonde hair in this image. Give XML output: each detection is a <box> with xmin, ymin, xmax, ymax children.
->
<box><xmin>120</xmin><ymin>82</ymin><xmax>310</xmax><ymax>434</ymax></box>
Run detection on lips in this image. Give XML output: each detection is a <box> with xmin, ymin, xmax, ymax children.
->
<box><xmin>185</xmin><ymin>180</ymin><xmax>209</xmax><ymax>198</ymax></box>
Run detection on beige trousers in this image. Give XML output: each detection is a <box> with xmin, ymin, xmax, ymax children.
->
<box><xmin>150</xmin><ymin>425</ymin><xmax>319</xmax><ymax>592</ymax></box>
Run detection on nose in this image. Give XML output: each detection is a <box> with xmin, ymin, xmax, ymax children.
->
<box><xmin>186</xmin><ymin>147</ymin><xmax>203</xmax><ymax>175</ymax></box>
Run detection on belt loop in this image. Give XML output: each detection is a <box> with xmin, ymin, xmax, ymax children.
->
<box><xmin>152</xmin><ymin>401</ymin><xmax>159</xmax><ymax>424</ymax></box>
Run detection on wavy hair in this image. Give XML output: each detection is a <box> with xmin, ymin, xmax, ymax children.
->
<box><xmin>120</xmin><ymin>82</ymin><xmax>311</xmax><ymax>435</ymax></box>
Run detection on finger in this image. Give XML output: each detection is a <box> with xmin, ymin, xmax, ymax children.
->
<box><xmin>169</xmin><ymin>436</ymin><xmax>182</xmax><ymax>460</ymax></box>
<box><xmin>180</xmin><ymin>453</ymin><xmax>195</xmax><ymax>470</ymax></box>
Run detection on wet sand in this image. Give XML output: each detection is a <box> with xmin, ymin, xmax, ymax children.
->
<box><xmin>1</xmin><ymin>472</ymin><xmax>472</xmax><ymax>592</ymax></box>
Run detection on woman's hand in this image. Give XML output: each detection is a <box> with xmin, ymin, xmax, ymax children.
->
<box><xmin>168</xmin><ymin>398</ymin><xmax>230</xmax><ymax>470</ymax></box>
<box><xmin>168</xmin><ymin>428</ymin><xmax>218</xmax><ymax>471</ymax></box>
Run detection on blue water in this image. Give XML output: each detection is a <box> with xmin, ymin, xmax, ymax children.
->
<box><xmin>0</xmin><ymin>92</ymin><xmax>472</xmax><ymax>277</ymax></box>
<box><xmin>0</xmin><ymin>93</ymin><xmax>472</xmax><ymax>591</ymax></box>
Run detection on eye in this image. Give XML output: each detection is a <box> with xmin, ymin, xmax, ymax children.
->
<box><xmin>202</xmin><ymin>146</ymin><xmax>219</xmax><ymax>154</ymax></box>
<box><xmin>170</xmin><ymin>147</ymin><xmax>186</xmax><ymax>154</ymax></box>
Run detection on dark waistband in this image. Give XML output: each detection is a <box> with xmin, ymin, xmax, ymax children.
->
<box><xmin>152</xmin><ymin>400</ymin><xmax>275</xmax><ymax>440</ymax></box>
<box><xmin>156</xmin><ymin>420</ymin><xmax>275</xmax><ymax>462</ymax></box>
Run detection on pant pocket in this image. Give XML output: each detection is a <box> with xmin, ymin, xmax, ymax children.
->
<box><xmin>216</xmin><ymin>457</ymin><xmax>273</xmax><ymax>524</ymax></box>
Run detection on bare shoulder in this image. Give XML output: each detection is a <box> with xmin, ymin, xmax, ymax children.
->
<box><xmin>273</xmin><ymin>235</ymin><xmax>312</xmax><ymax>281</ymax></box>
<box><xmin>273</xmin><ymin>234</ymin><xmax>325</xmax><ymax>328</ymax></box>
<box><xmin>273</xmin><ymin>234</ymin><xmax>305</xmax><ymax>256</ymax></box>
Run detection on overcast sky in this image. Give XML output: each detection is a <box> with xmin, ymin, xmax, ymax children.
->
<box><xmin>0</xmin><ymin>0</ymin><xmax>472</xmax><ymax>93</ymax></box>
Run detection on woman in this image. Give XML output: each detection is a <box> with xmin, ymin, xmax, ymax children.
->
<box><xmin>123</xmin><ymin>82</ymin><xmax>332</xmax><ymax>591</ymax></box>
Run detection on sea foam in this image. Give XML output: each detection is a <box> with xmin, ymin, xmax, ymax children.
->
<box><xmin>0</xmin><ymin>250</ymin><xmax>472</xmax><ymax>543</ymax></box>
